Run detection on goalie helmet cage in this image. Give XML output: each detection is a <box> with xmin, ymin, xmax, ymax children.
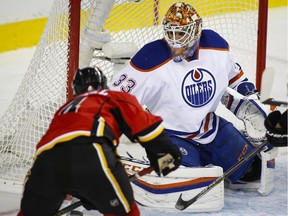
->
<box><xmin>0</xmin><ymin>0</ymin><xmax>268</xmax><ymax>192</ymax></box>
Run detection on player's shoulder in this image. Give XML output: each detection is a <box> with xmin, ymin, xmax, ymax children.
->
<box><xmin>78</xmin><ymin>89</ymin><xmax>135</xmax><ymax>103</ymax></box>
<box><xmin>108</xmin><ymin>90</ymin><xmax>138</xmax><ymax>103</ymax></box>
<box><xmin>200</xmin><ymin>29</ymin><xmax>229</xmax><ymax>50</ymax></box>
<box><xmin>130</xmin><ymin>39</ymin><xmax>171</xmax><ymax>72</ymax></box>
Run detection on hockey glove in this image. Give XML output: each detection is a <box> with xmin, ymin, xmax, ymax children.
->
<box><xmin>222</xmin><ymin>89</ymin><xmax>270</xmax><ymax>144</ymax></box>
<box><xmin>146</xmin><ymin>150</ymin><xmax>180</xmax><ymax>176</ymax></box>
<box><xmin>140</xmin><ymin>133</ymin><xmax>182</xmax><ymax>177</ymax></box>
<box><xmin>264</xmin><ymin>110</ymin><xmax>287</xmax><ymax>147</ymax></box>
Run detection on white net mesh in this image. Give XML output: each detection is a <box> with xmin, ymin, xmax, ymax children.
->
<box><xmin>0</xmin><ymin>0</ymin><xmax>260</xmax><ymax>190</ymax></box>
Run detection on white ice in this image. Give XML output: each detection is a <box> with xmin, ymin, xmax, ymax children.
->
<box><xmin>0</xmin><ymin>6</ymin><xmax>287</xmax><ymax>216</ymax></box>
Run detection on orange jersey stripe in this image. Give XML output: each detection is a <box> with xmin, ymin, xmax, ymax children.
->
<box><xmin>229</xmin><ymin>70</ymin><xmax>244</xmax><ymax>86</ymax></box>
<box><xmin>130</xmin><ymin>57</ymin><xmax>172</xmax><ymax>72</ymax></box>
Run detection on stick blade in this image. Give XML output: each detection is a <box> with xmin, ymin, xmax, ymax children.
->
<box><xmin>175</xmin><ymin>193</ymin><xmax>186</xmax><ymax>210</ymax></box>
<box><xmin>175</xmin><ymin>193</ymin><xmax>198</xmax><ymax>211</ymax></box>
<box><xmin>175</xmin><ymin>193</ymin><xmax>197</xmax><ymax>211</ymax></box>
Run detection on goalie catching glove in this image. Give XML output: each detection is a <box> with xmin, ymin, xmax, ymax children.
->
<box><xmin>139</xmin><ymin>132</ymin><xmax>182</xmax><ymax>177</ymax></box>
<box><xmin>221</xmin><ymin>89</ymin><xmax>270</xmax><ymax>144</ymax></box>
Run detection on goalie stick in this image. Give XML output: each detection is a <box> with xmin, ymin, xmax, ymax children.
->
<box><xmin>175</xmin><ymin>140</ymin><xmax>269</xmax><ymax>211</ymax></box>
<box><xmin>55</xmin><ymin>166</ymin><xmax>154</xmax><ymax>216</ymax></box>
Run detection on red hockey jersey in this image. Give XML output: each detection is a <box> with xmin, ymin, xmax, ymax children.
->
<box><xmin>35</xmin><ymin>90</ymin><xmax>163</xmax><ymax>157</ymax></box>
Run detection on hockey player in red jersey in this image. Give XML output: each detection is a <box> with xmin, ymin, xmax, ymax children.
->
<box><xmin>17</xmin><ymin>66</ymin><xmax>181</xmax><ymax>216</ymax></box>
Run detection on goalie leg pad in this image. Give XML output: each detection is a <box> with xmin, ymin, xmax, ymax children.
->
<box><xmin>118</xmin><ymin>144</ymin><xmax>224</xmax><ymax>212</ymax></box>
<box><xmin>131</xmin><ymin>165</ymin><xmax>224</xmax><ymax>212</ymax></box>
<box><xmin>224</xmin><ymin>145</ymin><xmax>278</xmax><ymax>195</ymax></box>
<box><xmin>120</xmin><ymin>149</ymin><xmax>224</xmax><ymax>213</ymax></box>
<box><xmin>84</xmin><ymin>28</ymin><xmax>112</xmax><ymax>49</ymax></box>
<box><xmin>257</xmin><ymin>146</ymin><xmax>278</xmax><ymax>196</ymax></box>
<box><xmin>79</xmin><ymin>38</ymin><xmax>95</xmax><ymax>68</ymax></box>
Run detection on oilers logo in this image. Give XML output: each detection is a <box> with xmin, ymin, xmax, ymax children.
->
<box><xmin>179</xmin><ymin>147</ymin><xmax>188</xmax><ymax>156</ymax></box>
<box><xmin>181</xmin><ymin>68</ymin><xmax>216</xmax><ymax>107</ymax></box>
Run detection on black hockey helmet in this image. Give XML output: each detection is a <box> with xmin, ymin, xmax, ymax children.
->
<box><xmin>72</xmin><ymin>66</ymin><xmax>108</xmax><ymax>96</ymax></box>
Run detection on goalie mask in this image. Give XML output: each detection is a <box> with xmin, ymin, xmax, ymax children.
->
<box><xmin>163</xmin><ymin>2</ymin><xmax>202</xmax><ymax>62</ymax></box>
<box><xmin>73</xmin><ymin>66</ymin><xmax>108</xmax><ymax>96</ymax></box>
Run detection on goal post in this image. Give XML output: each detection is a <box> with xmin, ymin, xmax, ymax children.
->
<box><xmin>67</xmin><ymin>0</ymin><xmax>81</xmax><ymax>101</ymax></box>
<box><xmin>0</xmin><ymin>0</ymin><xmax>268</xmax><ymax>192</ymax></box>
<box><xmin>256</xmin><ymin>0</ymin><xmax>268</xmax><ymax>91</ymax></box>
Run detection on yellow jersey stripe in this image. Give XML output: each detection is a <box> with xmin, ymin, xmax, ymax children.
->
<box><xmin>97</xmin><ymin>116</ymin><xmax>105</xmax><ymax>137</ymax></box>
<box><xmin>35</xmin><ymin>131</ymin><xmax>91</xmax><ymax>158</ymax></box>
<box><xmin>93</xmin><ymin>143</ymin><xmax>131</xmax><ymax>212</ymax></box>
<box><xmin>138</xmin><ymin>124</ymin><xmax>164</xmax><ymax>142</ymax></box>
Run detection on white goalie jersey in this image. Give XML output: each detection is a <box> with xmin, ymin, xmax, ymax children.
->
<box><xmin>109</xmin><ymin>30</ymin><xmax>248</xmax><ymax>144</ymax></box>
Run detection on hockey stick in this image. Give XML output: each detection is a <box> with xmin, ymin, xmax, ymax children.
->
<box><xmin>175</xmin><ymin>140</ymin><xmax>269</xmax><ymax>211</ymax></box>
<box><xmin>55</xmin><ymin>166</ymin><xmax>154</xmax><ymax>216</ymax></box>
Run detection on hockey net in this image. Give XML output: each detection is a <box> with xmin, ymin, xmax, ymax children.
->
<box><xmin>0</xmin><ymin>0</ymin><xmax>266</xmax><ymax>192</ymax></box>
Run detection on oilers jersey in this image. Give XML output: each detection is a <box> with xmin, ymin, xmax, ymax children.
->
<box><xmin>110</xmin><ymin>30</ymin><xmax>249</xmax><ymax>144</ymax></box>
